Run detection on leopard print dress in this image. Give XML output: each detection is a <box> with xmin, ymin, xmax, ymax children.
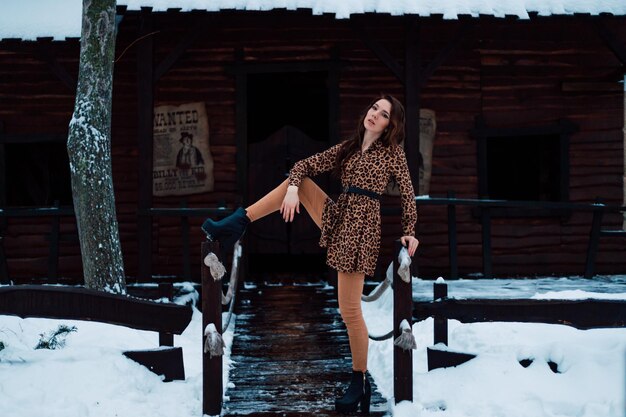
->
<box><xmin>288</xmin><ymin>139</ymin><xmax>417</xmax><ymax>276</ymax></box>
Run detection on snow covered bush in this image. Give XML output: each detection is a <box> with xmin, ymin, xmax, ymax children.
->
<box><xmin>34</xmin><ymin>325</ymin><xmax>77</xmax><ymax>350</ymax></box>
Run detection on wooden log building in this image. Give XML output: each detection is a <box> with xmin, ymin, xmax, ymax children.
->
<box><xmin>1</xmin><ymin>3</ymin><xmax>625</xmax><ymax>284</ymax></box>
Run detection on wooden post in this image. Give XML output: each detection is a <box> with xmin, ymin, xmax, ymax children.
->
<box><xmin>393</xmin><ymin>240</ymin><xmax>413</xmax><ymax>403</ymax></box>
<box><xmin>235</xmin><ymin>48</ymin><xmax>248</xmax><ymax>205</ymax></box>
<box><xmin>446</xmin><ymin>191</ymin><xmax>458</xmax><ymax>279</ymax></box>
<box><xmin>158</xmin><ymin>282</ymin><xmax>174</xmax><ymax>347</ymax></box>
<box><xmin>584</xmin><ymin>202</ymin><xmax>604</xmax><ymax>278</ymax></box>
<box><xmin>0</xmin><ymin>232</ymin><xmax>8</xmax><ymax>285</ymax></box>
<box><xmin>202</xmin><ymin>241</ymin><xmax>223</xmax><ymax>416</ymax></box>
<box><xmin>48</xmin><ymin>200</ymin><xmax>60</xmax><ymax>284</ymax></box>
<box><xmin>404</xmin><ymin>18</ymin><xmax>421</xmax><ymax>189</ymax></box>
<box><xmin>180</xmin><ymin>200</ymin><xmax>191</xmax><ymax>281</ymax></box>
<box><xmin>0</xmin><ymin>121</ymin><xmax>7</xmax><ymax>285</ymax></box>
<box><xmin>433</xmin><ymin>281</ymin><xmax>448</xmax><ymax>346</ymax></box>
<box><xmin>137</xmin><ymin>8</ymin><xmax>154</xmax><ymax>282</ymax></box>
<box><xmin>481</xmin><ymin>207</ymin><xmax>492</xmax><ymax>278</ymax></box>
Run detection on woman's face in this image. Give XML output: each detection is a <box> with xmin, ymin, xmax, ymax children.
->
<box><xmin>363</xmin><ymin>99</ymin><xmax>391</xmax><ymax>136</ymax></box>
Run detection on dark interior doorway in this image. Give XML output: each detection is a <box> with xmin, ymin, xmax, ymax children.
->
<box><xmin>486</xmin><ymin>134</ymin><xmax>562</xmax><ymax>201</ymax></box>
<box><xmin>246</xmin><ymin>71</ymin><xmax>331</xmax><ymax>275</ymax></box>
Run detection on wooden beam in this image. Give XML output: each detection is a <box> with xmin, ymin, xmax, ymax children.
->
<box><xmin>235</xmin><ymin>49</ymin><xmax>248</xmax><ymax>205</ymax></box>
<box><xmin>153</xmin><ymin>15</ymin><xmax>208</xmax><ymax>82</ymax></box>
<box><xmin>592</xmin><ymin>18</ymin><xmax>626</xmax><ymax>66</ymax></box>
<box><xmin>328</xmin><ymin>47</ymin><xmax>342</xmax><ymax>196</ymax></box>
<box><xmin>227</xmin><ymin>60</ymin><xmax>343</xmax><ymax>75</ymax></box>
<box><xmin>404</xmin><ymin>17</ymin><xmax>421</xmax><ymax>190</ymax></box>
<box><xmin>351</xmin><ymin>20</ymin><xmax>405</xmax><ymax>84</ymax></box>
<box><xmin>419</xmin><ymin>21</ymin><xmax>474</xmax><ymax>88</ymax></box>
<box><xmin>414</xmin><ymin>298</ymin><xmax>626</xmax><ymax>330</ymax></box>
<box><xmin>0</xmin><ymin>133</ymin><xmax>67</xmax><ymax>144</ymax></box>
<box><xmin>0</xmin><ymin>285</ymin><xmax>193</xmax><ymax>333</ymax></box>
<box><xmin>137</xmin><ymin>8</ymin><xmax>154</xmax><ymax>282</ymax></box>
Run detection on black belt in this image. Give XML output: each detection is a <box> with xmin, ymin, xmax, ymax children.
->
<box><xmin>343</xmin><ymin>186</ymin><xmax>382</xmax><ymax>200</ymax></box>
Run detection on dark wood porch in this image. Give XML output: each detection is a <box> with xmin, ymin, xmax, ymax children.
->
<box><xmin>223</xmin><ymin>282</ymin><xmax>389</xmax><ymax>416</ymax></box>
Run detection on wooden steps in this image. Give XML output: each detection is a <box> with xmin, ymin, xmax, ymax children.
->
<box><xmin>223</xmin><ymin>283</ymin><xmax>389</xmax><ymax>416</ymax></box>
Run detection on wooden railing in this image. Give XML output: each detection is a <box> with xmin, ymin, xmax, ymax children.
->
<box><xmin>0</xmin><ymin>205</ymin><xmax>233</xmax><ymax>284</ymax></box>
<box><xmin>146</xmin><ymin>206</ymin><xmax>234</xmax><ymax>281</ymax></box>
<box><xmin>414</xmin><ymin>280</ymin><xmax>626</xmax><ymax>371</ymax></box>
<box><xmin>2</xmin><ymin>196</ymin><xmax>624</xmax><ymax>283</ymax></box>
<box><xmin>0</xmin><ymin>284</ymin><xmax>193</xmax><ymax>381</ymax></box>
<box><xmin>383</xmin><ymin>194</ymin><xmax>625</xmax><ymax>278</ymax></box>
<box><xmin>0</xmin><ymin>203</ymin><xmax>75</xmax><ymax>284</ymax></box>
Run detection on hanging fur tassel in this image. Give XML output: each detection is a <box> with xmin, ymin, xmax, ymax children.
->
<box><xmin>397</xmin><ymin>247</ymin><xmax>412</xmax><ymax>283</ymax></box>
<box><xmin>204</xmin><ymin>323</ymin><xmax>225</xmax><ymax>358</ymax></box>
<box><xmin>394</xmin><ymin>319</ymin><xmax>417</xmax><ymax>351</ymax></box>
<box><xmin>203</xmin><ymin>252</ymin><xmax>226</xmax><ymax>281</ymax></box>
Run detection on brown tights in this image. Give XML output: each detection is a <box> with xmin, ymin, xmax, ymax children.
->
<box><xmin>245</xmin><ymin>179</ymin><xmax>369</xmax><ymax>372</ymax></box>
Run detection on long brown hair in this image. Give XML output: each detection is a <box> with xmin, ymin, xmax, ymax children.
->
<box><xmin>333</xmin><ymin>94</ymin><xmax>406</xmax><ymax>177</ymax></box>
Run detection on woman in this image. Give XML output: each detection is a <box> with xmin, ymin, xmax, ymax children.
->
<box><xmin>202</xmin><ymin>94</ymin><xmax>418</xmax><ymax>414</ymax></box>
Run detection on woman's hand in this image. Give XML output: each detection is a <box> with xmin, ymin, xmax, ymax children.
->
<box><xmin>400</xmin><ymin>235</ymin><xmax>419</xmax><ymax>257</ymax></box>
<box><xmin>280</xmin><ymin>186</ymin><xmax>300</xmax><ymax>222</ymax></box>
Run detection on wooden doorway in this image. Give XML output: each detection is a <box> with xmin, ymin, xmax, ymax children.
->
<box><xmin>245</xmin><ymin>71</ymin><xmax>333</xmax><ymax>274</ymax></box>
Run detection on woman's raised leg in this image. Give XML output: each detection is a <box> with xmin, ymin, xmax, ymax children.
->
<box><xmin>246</xmin><ymin>178</ymin><xmax>328</xmax><ymax>228</ymax></box>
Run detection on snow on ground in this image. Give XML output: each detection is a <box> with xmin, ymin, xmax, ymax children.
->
<box><xmin>0</xmin><ymin>291</ymin><xmax>235</xmax><ymax>417</ymax></box>
<box><xmin>1</xmin><ymin>275</ymin><xmax>625</xmax><ymax>417</ymax></box>
<box><xmin>410</xmin><ymin>275</ymin><xmax>626</xmax><ymax>301</ymax></box>
<box><xmin>365</xmin><ymin>275</ymin><xmax>626</xmax><ymax>417</ymax></box>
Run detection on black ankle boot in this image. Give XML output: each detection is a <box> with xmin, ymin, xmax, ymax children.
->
<box><xmin>335</xmin><ymin>370</ymin><xmax>371</xmax><ymax>414</ymax></box>
<box><xmin>201</xmin><ymin>207</ymin><xmax>250</xmax><ymax>253</ymax></box>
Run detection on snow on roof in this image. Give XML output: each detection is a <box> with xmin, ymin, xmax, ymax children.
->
<box><xmin>1</xmin><ymin>0</ymin><xmax>625</xmax><ymax>41</ymax></box>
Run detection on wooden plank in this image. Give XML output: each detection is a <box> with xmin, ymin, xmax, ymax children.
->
<box><xmin>224</xmin><ymin>284</ymin><xmax>388</xmax><ymax>416</ymax></box>
<box><xmin>414</xmin><ymin>298</ymin><xmax>626</xmax><ymax>330</ymax></box>
<box><xmin>0</xmin><ymin>285</ymin><xmax>192</xmax><ymax>333</ymax></box>
<box><xmin>0</xmin><ymin>133</ymin><xmax>67</xmax><ymax>144</ymax></box>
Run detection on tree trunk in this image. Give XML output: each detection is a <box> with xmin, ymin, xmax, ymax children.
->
<box><xmin>67</xmin><ymin>0</ymin><xmax>126</xmax><ymax>293</ymax></box>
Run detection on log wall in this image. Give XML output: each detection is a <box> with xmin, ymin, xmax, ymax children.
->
<box><xmin>0</xmin><ymin>12</ymin><xmax>624</xmax><ymax>283</ymax></box>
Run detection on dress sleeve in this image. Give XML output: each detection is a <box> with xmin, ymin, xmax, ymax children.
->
<box><xmin>391</xmin><ymin>145</ymin><xmax>418</xmax><ymax>237</ymax></box>
<box><xmin>288</xmin><ymin>143</ymin><xmax>343</xmax><ymax>187</ymax></box>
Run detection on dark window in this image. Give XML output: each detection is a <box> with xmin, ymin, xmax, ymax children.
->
<box><xmin>4</xmin><ymin>142</ymin><xmax>72</xmax><ymax>206</ymax></box>
<box><xmin>486</xmin><ymin>134</ymin><xmax>561</xmax><ymax>201</ymax></box>
<box><xmin>247</xmin><ymin>71</ymin><xmax>329</xmax><ymax>144</ymax></box>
